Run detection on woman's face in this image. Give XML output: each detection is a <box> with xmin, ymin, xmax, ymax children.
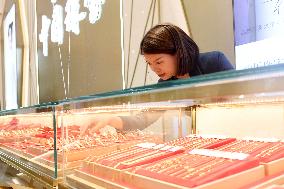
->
<box><xmin>144</xmin><ymin>53</ymin><xmax>177</xmax><ymax>80</ymax></box>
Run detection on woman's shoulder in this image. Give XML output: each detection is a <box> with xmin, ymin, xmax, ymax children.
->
<box><xmin>199</xmin><ymin>51</ymin><xmax>225</xmax><ymax>62</ymax></box>
<box><xmin>198</xmin><ymin>51</ymin><xmax>234</xmax><ymax>74</ymax></box>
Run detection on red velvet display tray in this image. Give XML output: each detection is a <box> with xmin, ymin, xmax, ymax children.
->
<box><xmin>94</xmin><ymin>143</ymin><xmax>185</xmax><ymax>170</ymax></box>
<box><xmin>165</xmin><ymin>135</ymin><xmax>236</xmax><ymax>150</ymax></box>
<box><xmin>133</xmin><ymin>153</ymin><xmax>260</xmax><ymax>188</ymax></box>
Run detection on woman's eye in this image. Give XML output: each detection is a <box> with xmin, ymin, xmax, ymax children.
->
<box><xmin>156</xmin><ymin>61</ymin><xmax>162</xmax><ymax>65</ymax></box>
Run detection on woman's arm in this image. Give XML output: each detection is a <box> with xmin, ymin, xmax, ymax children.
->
<box><xmin>120</xmin><ymin>110</ymin><xmax>165</xmax><ymax>131</ymax></box>
<box><xmin>80</xmin><ymin>110</ymin><xmax>164</xmax><ymax>135</ymax></box>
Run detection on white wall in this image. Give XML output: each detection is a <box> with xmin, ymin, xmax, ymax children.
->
<box><xmin>182</xmin><ymin>0</ymin><xmax>235</xmax><ymax>65</ymax></box>
<box><xmin>196</xmin><ymin>104</ymin><xmax>284</xmax><ymax>139</ymax></box>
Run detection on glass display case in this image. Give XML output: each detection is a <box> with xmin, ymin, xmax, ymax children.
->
<box><xmin>58</xmin><ymin>64</ymin><xmax>284</xmax><ymax>189</ymax></box>
<box><xmin>1</xmin><ymin>64</ymin><xmax>284</xmax><ymax>188</ymax></box>
<box><xmin>0</xmin><ymin>103</ymin><xmax>60</xmax><ymax>188</ymax></box>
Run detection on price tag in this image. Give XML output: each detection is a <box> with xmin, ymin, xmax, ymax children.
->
<box><xmin>168</xmin><ymin>146</ymin><xmax>184</xmax><ymax>152</ymax></box>
<box><xmin>136</xmin><ymin>143</ymin><xmax>156</xmax><ymax>149</ymax></box>
<box><xmin>187</xmin><ymin>134</ymin><xmax>228</xmax><ymax>139</ymax></box>
<box><xmin>242</xmin><ymin>137</ymin><xmax>279</xmax><ymax>143</ymax></box>
<box><xmin>189</xmin><ymin>149</ymin><xmax>249</xmax><ymax>160</ymax></box>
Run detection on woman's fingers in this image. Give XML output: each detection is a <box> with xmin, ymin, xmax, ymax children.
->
<box><xmin>89</xmin><ymin>120</ymin><xmax>108</xmax><ymax>135</ymax></box>
<box><xmin>80</xmin><ymin>118</ymin><xmax>99</xmax><ymax>136</ymax></box>
<box><xmin>80</xmin><ymin>116</ymin><xmax>122</xmax><ymax>136</ymax></box>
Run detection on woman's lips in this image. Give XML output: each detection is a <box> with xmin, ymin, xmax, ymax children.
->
<box><xmin>158</xmin><ymin>74</ymin><xmax>165</xmax><ymax>77</ymax></box>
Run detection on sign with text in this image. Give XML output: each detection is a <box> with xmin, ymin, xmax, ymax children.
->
<box><xmin>234</xmin><ymin>0</ymin><xmax>284</xmax><ymax>69</ymax></box>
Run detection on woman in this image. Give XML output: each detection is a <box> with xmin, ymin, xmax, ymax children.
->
<box><xmin>141</xmin><ymin>24</ymin><xmax>233</xmax><ymax>82</ymax></box>
<box><xmin>81</xmin><ymin>24</ymin><xmax>234</xmax><ymax>135</ymax></box>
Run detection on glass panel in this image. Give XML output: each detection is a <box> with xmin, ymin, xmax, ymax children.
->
<box><xmin>59</xmin><ymin>64</ymin><xmax>284</xmax><ymax>188</ymax></box>
<box><xmin>59</xmin><ymin>102</ymin><xmax>191</xmax><ymax>188</ymax></box>
<box><xmin>0</xmin><ymin>105</ymin><xmax>58</xmax><ymax>187</ymax></box>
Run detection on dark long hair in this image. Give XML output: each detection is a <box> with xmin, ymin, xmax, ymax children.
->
<box><xmin>140</xmin><ymin>24</ymin><xmax>199</xmax><ymax>76</ymax></box>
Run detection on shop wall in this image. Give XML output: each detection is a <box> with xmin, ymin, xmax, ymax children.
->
<box><xmin>182</xmin><ymin>0</ymin><xmax>235</xmax><ymax>65</ymax></box>
<box><xmin>197</xmin><ymin>105</ymin><xmax>284</xmax><ymax>139</ymax></box>
<box><xmin>37</xmin><ymin>0</ymin><xmax>122</xmax><ymax>103</ymax></box>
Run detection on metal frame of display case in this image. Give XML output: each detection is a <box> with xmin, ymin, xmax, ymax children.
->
<box><xmin>0</xmin><ymin>148</ymin><xmax>59</xmax><ymax>188</ymax></box>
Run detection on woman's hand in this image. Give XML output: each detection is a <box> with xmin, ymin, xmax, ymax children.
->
<box><xmin>80</xmin><ymin>115</ymin><xmax>123</xmax><ymax>136</ymax></box>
